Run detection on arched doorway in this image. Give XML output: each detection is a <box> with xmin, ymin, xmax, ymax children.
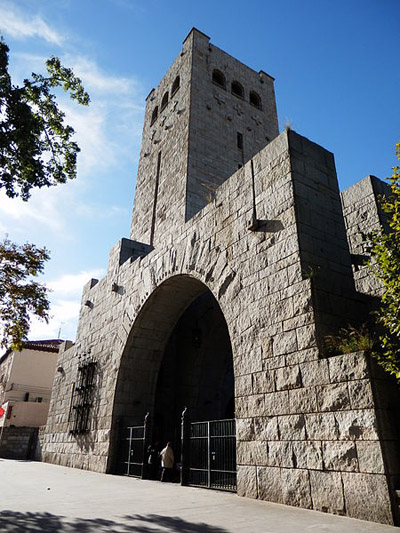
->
<box><xmin>108</xmin><ymin>275</ymin><xmax>235</xmax><ymax>487</ymax></box>
<box><xmin>153</xmin><ymin>289</ymin><xmax>234</xmax><ymax>446</ymax></box>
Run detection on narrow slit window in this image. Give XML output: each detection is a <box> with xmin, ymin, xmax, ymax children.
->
<box><xmin>231</xmin><ymin>81</ymin><xmax>244</xmax><ymax>99</ymax></box>
<box><xmin>161</xmin><ymin>91</ymin><xmax>169</xmax><ymax>111</ymax></box>
<box><xmin>250</xmin><ymin>91</ymin><xmax>262</xmax><ymax>109</ymax></box>
<box><xmin>171</xmin><ymin>75</ymin><xmax>180</xmax><ymax>95</ymax></box>
<box><xmin>212</xmin><ymin>69</ymin><xmax>226</xmax><ymax>89</ymax></box>
<box><xmin>150</xmin><ymin>106</ymin><xmax>158</xmax><ymax>126</ymax></box>
<box><xmin>237</xmin><ymin>132</ymin><xmax>243</xmax><ymax>150</ymax></box>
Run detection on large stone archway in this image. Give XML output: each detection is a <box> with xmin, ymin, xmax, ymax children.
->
<box><xmin>108</xmin><ymin>274</ymin><xmax>234</xmax><ymax>472</ymax></box>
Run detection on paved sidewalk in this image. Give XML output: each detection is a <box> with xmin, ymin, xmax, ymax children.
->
<box><xmin>0</xmin><ymin>459</ymin><xmax>398</xmax><ymax>532</ymax></box>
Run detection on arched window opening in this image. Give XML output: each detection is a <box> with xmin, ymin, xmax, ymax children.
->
<box><xmin>212</xmin><ymin>69</ymin><xmax>226</xmax><ymax>89</ymax></box>
<box><xmin>231</xmin><ymin>81</ymin><xmax>244</xmax><ymax>99</ymax></box>
<box><xmin>150</xmin><ymin>106</ymin><xmax>158</xmax><ymax>126</ymax></box>
<box><xmin>250</xmin><ymin>91</ymin><xmax>262</xmax><ymax>110</ymax></box>
<box><xmin>161</xmin><ymin>92</ymin><xmax>169</xmax><ymax>111</ymax></box>
<box><xmin>171</xmin><ymin>75</ymin><xmax>180</xmax><ymax>96</ymax></box>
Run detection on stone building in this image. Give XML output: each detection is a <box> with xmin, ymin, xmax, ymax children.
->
<box><xmin>40</xmin><ymin>29</ymin><xmax>400</xmax><ymax>525</ymax></box>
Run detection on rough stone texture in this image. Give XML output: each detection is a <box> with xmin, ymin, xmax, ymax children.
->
<box><xmin>342</xmin><ymin>473</ymin><xmax>393</xmax><ymax>524</ymax></box>
<box><xmin>341</xmin><ymin>176</ymin><xmax>390</xmax><ymax>297</ymax></box>
<box><xmin>236</xmin><ymin>465</ymin><xmax>258</xmax><ymax>499</ymax></box>
<box><xmin>0</xmin><ymin>426</ymin><xmax>37</xmax><ymax>459</ymax></box>
<box><xmin>40</xmin><ymin>29</ymin><xmax>400</xmax><ymax>526</ymax></box>
<box><xmin>356</xmin><ymin>441</ymin><xmax>385</xmax><ymax>474</ymax></box>
<box><xmin>322</xmin><ymin>441</ymin><xmax>358</xmax><ymax>472</ymax></box>
<box><xmin>309</xmin><ymin>471</ymin><xmax>345</xmax><ymax>515</ymax></box>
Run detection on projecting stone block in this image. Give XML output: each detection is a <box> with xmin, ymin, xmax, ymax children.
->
<box><xmin>280</xmin><ymin>468</ymin><xmax>312</xmax><ymax>509</ymax></box>
<box><xmin>301</xmin><ymin>359</ymin><xmax>329</xmax><ymax>387</ymax></box>
<box><xmin>273</xmin><ymin>331</ymin><xmax>297</xmax><ymax>356</ymax></box>
<box><xmin>342</xmin><ymin>473</ymin><xmax>393</xmax><ymax>524</ymax></box>
<box><xmin>317</xmin><ymin>383</ymin><xmax>350</xmax><ymax>412</ymax></box>
<box><xmin>296</xmin><ymin>325</ymin><xmax>317</xmax><ymax>351</ymax></box>
<box><xmin>235</xmin><ymin>374</ymin><xmax>253</xmax><ymax>396</ymax></box>
<box><xmin>348</xmin><ymin>380</ymin><xmax>374</xmax><ymax>409</ymax></box>
<box><xmin>275</xmin><ymin>365</ymin><xmax>302</xmax><ymax>391</ymax></box>
<box><xmin>237</xmin><ymin>466</ymin><xmax>258</xmax><ymax>499</ymax></box>
<box><xmin>278</xmin><ymin>414</ymin><xmax>306</xmax><ymax>440</ymax></box>
<box><xmin>292</xmin><ymin>441</ymin><xmax>323</xmax><ymax>470</ymax></box>
<box><xmin>253</xmin><ymin>416</ymin><xmax>279</xmax><ymax>441</ymax></box>
<box><xmin>236</xmin><ymin>418</ymin><xmax>254</xmax><ymax>441</ymax></box>
<box><xmin>322</xmin><ymin>441</ymin><xmax>358</xmax><ymax>472</ymax></box>
<box><xmin>288</xmin><ymin>387</ymin><xmax>318</xmax><ymax>413</ymax></box>
<box><xmin>267</xmin><ymin>441</ymin><xmax>293</xmax><ymax>468</ymax></box>
<box><xmin>305</xmin><ymin>412</ymin><xmax>339</xmax><ymax>440</ymax></box>
<box><xmin>257</xmin><ymin>466</ymin><xmax>283</xmax><ymax>503</ymax></box>
<box><xmin>356</xmin><ymin>441</ymin><xmax>385</xmax><ymax>474</ymax></box>
<box><xmin>334</xmin><ymin>410</ymin><xmax>378</xmax><ymax>441</ymax></box>
<box><xmin>252</xmin><ymin>371</ymin><xmax>275</xmax><ymax>394</ymax></box>
<box><xmin>328</xmin><ymin>352</ymin><xmax>369</xmax><ymax>383</ymax></box>
<box><xmin>237</xmin><ymin>440</ymin><xmax>268</xmax><ymax>466</ymax></box>
<box><xmin>265</xmin><ymin>391</ymin><xmax>289</xmax><ymax>416</ymax></box>
<box><xmin>309</xmin><ymin>471</ymin><xmax>345</xmax><ymax>515</ymax></box>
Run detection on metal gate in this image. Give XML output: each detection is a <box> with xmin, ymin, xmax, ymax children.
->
<box><xmin>186</xmin><ymin>418</ymin><xmax>236</xmax><ymax>492</ymax></box>
<box><xmin>121</xmin><ymin>414</ymin><xmax>149</xmax><ymax>477</ymax></box>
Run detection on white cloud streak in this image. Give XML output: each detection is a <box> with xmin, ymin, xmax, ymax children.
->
<box><xmin>0</xmin><ymin>3</ymin><xmax>63</xmax><ymax>45</ymax></box>
<box><xmin>29</xmin><ymin>268</ymin><xmax>106</xmax><ymax>341</ymax></box>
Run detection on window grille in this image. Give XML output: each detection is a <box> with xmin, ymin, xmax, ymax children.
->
<box><xmin>70</xmin><ymin>358</ymin><xmax>97</xmax><ymax>434</ymax></box>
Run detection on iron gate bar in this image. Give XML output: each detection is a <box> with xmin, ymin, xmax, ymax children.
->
<box><xmin>123</xmin><ymin>413</ymin><xmax>149</xmax><ymax>478</ymax></box>
<box><xmin>184</xmin><ymin>417</ymin><xmax>236</xmax><ymax>492</ymax></box>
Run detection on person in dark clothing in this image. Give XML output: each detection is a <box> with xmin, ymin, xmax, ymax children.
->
<box><xmin>147</xmin><ymin>440</ymin><xmax>161</xmax><ymax>480</ymax></box>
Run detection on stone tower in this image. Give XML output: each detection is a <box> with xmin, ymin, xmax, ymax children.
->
<box><xmin>130</xmin><ymin>28</ymin><xmax>279</xmax><ymax>246</ymax></box>
<box><xmin>39</xmin><ymin>29</ymin><xmax>400</xmax><ymax>527</ymax></box>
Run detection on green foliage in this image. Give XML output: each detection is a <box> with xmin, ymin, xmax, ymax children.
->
<box><xmin>0</xmin><ymin>38</ymin><xmax>89</xmax><ymax>348</ymax></box>
<box><xmin>370</xmin><ymin>141</ymin><xmax>400</xmax><ymax>380</ymax></box>
<box><xmin>0</xmin><ymin>38</ymin><xmax>89</xmax><ymax>200</ymax></box>
<box><xmin>324</xmin><ymin>324</ymin><xmax>376</xmax><ymax>356</ymax></box>
<box><xmin>0</xmin><ymin>239</ymin><xmax>50</xmax><ymax>350</ymax></box>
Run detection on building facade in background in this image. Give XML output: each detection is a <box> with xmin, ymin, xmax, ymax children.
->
<box><xmin>39</xmin><ymin>29</ymin><xmax>400</xmax><ymax>525</ymax></box>
<box><xmin>0</xmin><ymin>339</ymin><xmax>63</xmax><ymax>458</ymax></box>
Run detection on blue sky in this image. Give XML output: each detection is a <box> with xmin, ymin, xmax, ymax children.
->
<box><xmin>0</xmin><ymin>0</ymin><xmax>399</xmax><ymax>342</ymax></box>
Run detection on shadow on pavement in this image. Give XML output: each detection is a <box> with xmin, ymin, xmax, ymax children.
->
<box><xmin>0</xmin><ymin>510</ymin><xmax>230</xmax><ymax>532</ymax></box>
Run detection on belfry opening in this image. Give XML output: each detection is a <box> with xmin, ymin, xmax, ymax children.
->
<box><xmin>108</xmin><ymin>275</ymin><xmax>235</xmax><ymax>486</ymax></box>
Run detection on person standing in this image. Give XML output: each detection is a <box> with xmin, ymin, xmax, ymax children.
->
<box><xmin>159</xmin><ymin>441</ymin><xmax>174</xmax><ymax>482</ymax></box>
<box><xmin>147</xmin><ymin>440</ymin><xmax>161</xmax><ymax>480</ymax></box>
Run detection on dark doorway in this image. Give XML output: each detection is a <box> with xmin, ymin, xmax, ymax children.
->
<box><xmin>152</xmin><ymin>290</ymin><xmax>234</xmax><ymax>454</ymax></box>
<box><xmin>108</xmin><ymin>275</ymin><xmax>235</xmax><ymax>478</ymax></box>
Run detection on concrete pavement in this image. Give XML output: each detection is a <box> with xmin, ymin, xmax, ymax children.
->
<box><xmin>0</xmin><ymin>459</ymin><xmax>398</xmax><ymax>532</ymax></box>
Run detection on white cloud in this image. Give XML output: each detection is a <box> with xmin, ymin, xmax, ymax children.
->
<box><xmin>66</xmin><ymin>55</ymin><xmax>140</xmax><ymax>97</ymax></box>
<box><xmin>47</xmin><ymin>269</ymin><xmax>105</xmax><ymax>297</ymax></box>
<box><xmin>0</xmin><ymin>3</ymin><xmax>63</xmax><ymax>45</ymax></box>
<box><xmin>28</xmin><ymin>268</ymin><xmax>106</xmax><ymax>341</ymax></box>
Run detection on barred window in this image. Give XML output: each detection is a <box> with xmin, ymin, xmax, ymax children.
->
<box><xmin>70</xmin><ymin>359</ymin><xmax>97</xmax><ymax>435</ymax></box>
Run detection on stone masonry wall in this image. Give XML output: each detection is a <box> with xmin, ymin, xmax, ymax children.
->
<box><xmin>187</xmin><ymin>30</ymin><xmax>279</xmax><ymax>219</ymax></box>
<box><xmin>341</xmin><ymin>175</ymin><xmax>390</xmax><ymax>297</ymax></box>
<box><xmin>0</xmin><ymin>426</ymin><xmax>37</xmax><ymax>459</ymax></box>
<box><xmin>236</xmin><ymin>351</ymin><xmax>395</xmax><ymax>524</ymax></box>
<box><xmin>42</xmin><ymin>130</ymin><xmax>397</xmax><ymax>524</ymax></box>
